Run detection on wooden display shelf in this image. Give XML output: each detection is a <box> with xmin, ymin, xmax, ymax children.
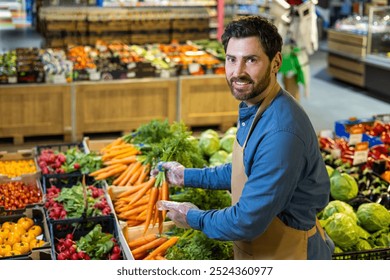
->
<box><xmin>326</xmin><ymin>29</ymin><xmax>367</xmax><ymax>87</ymax></box>
<box><xmin>327</xmin><ymin>53</ymin><xmax>365</xmax><ymax>87</ymax></box>
<box><xmin>73</xmin><ymin>78</ymin><xmax>177</xmax><ymax>141</ymax></box>
<box><xmin>179</xmin><ymin>75</ymin><xmax>239</xmax><ymax>132</ymax></box>
<box><xmin>0</xmin><ymin>84</ymin><xmax>72</xmax><ymax>145</ymax></box>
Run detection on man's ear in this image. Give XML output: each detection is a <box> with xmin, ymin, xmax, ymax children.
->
<box><xmin>272</xmin><ymin>52</ymin><xmax>282</xmax><ymax>73</ymax></box>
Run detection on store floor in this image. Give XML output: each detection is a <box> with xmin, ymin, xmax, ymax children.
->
<box><xmin>0</xmin><ymin>28</ymin><xmax>389</xmax><ymax>153</ymax></box>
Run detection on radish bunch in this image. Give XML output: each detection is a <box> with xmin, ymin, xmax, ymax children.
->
<box><xmin>45</xmin><ymin>186</ymin><xmax>67</xmax><ymax>220</ymax></box>
<box><xmin>56</xmin><ymin>233</ymin><xmax>91</xmax><ymax>260</ymax></box>
<box><xmin>38</xmin><ymin>149</ymin><xmax>67</xmax><ymax>175</ymax></box>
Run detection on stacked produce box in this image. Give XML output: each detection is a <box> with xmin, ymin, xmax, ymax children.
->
<box><xmin>318</xmin><ymin>114</ymin><xmax>390</xmax><ymax>259</ymax></box>
<box><xmin>0</xmin><ymin>39</ymin><xmax>225</xmax><ymax>84</ymax></box>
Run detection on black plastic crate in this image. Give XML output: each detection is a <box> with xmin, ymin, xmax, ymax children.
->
<box><xmin>43</xmin><ymin>173</ymin><xmax>112</xmax><ymax>223</ymax></box>
<box><xmin>50</xmin><ymin>215</ymin><xmax>125</xmax><ymax>260</ymax></box>
<box><xmin>0</xmin><ymin>207</ymin><xmax>52</xmax><ymax>260</ymax></box>
<box><xmin>333</xmin><ymin>247</ymin><xmax>390</xmax><ymax>260</ymax></box>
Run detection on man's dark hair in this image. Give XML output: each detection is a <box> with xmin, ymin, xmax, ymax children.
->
<box><xmin>221</xmin><ymin>16</ymin><xmax>283</xmax><ymax>61</ymax></box>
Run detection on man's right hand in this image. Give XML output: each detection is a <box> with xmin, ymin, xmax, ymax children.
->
<box><xmin>151</xmin><ymin>161</ymin><xmax>185</xmax><ymax>186</ymax></box>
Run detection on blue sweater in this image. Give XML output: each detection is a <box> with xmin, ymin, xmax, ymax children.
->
<box><xmin>185</xmin><ymin>90</ymin><xmax>332</xmax><ymax>259</ymax></box>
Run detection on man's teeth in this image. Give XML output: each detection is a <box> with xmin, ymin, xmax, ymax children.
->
<box><xmin>236</xmin><ymin>81</ymin><xmax>249</xmax><ymax>85</ymax></box>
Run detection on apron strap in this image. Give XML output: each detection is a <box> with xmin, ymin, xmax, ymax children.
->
<box><xmin>243</xmin><ymin>83</ymin><xmax>281</xmax><ymax>148</ymax></box>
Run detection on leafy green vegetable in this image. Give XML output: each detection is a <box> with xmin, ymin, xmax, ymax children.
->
<box><xmin>356</xmin><ymin>202</ymin><xmax>390</xmax><ymax>232</ymax></box>
<box><xmin>62</xmin><ymin>148</ymin><xmax>103</xmax><ymax>174</ymax></box>
<box><xmin>165</xmin><ymin>227</ymin><xmax>233</xmax><ymax>260</ymax></box>
<box><xmin>199</xmin><ymin>133</ymin><xmax>220</xmax><ymax>157</ymax></box>
<box><xmin>220</xmin><ymin>134</ymin><xmax>235</xmax><ymax>154</ymax></box>
<box><xmin>209</xmin><ymin>150</ymin><xmax>229</xmax><ymax>167</ymax></box>
<box><xmin>76</xmin><ymin>224</ymin><xmax>114</xmax><ymax>260</ymax></box>
<box><xmin>322</xmin><ymin>200</ymin><xmax>358</xmax><ymax>223</ymax></box>
<box><xmin>323</xmin><ymin>212</ymin><xmax>360</xmax><ymax>251</ymax></box>
<box><xmin>124</xmin><ymin>119</ymin><xmax>173</xmax><ymax>145</ymax></box>
<box><xmin>170</xmin><ymin>188</ymin><xmax>231</xmax><ymax>210</ymax></box>
<box><xmin>330</xmin><ymin>170</ymin><xmax>358</xmax><ymax>201</ymax></box>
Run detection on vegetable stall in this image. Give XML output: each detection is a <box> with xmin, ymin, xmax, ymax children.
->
<box><xmin>0</xmin><ymin>115</ymin><xmax>389</xmax><ymax>260</ymax></box>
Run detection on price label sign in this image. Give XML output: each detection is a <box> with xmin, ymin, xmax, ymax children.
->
<box><xmin>353</xmin><ymin>142</ymin><xmax>369</xmax><ymax>166</ymax></box>
<box><xmin>348</xmin><ymin>133</ymin><xmax>363</xmax><ymax>145</ymax></box>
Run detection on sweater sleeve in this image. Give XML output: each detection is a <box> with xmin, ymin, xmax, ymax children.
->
<box><xmin>184</xmin><ymin>163</ymin><xmax>232</xmax><ymax>191</ymax></box>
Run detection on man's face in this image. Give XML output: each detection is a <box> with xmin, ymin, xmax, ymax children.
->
<box><xmin>225</xmin><ymin>36</ymin><xmax>277</xmax><ymax>106</ymax></box>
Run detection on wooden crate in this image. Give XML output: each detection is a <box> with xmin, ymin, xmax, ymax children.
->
<box><xmin>0</xmin><ymin>84</ymin><xmax>72</xmax><ymax>144</ymax></box>
<box><xmin>73</xmin><ymin>79</ymin><xmax>177</xmax><ymax>141</ymax></box>
<box><xmin>327</xmin><ymin>29</ymin><xmax>367</xmax><ymax>58</ymax></box>
<box><xmin>179</xmin><ymin>75</ymin><xmax>239</xmax><ymax>131</ymax></box>
<box><xmin>327</xmin><ymin>53</ymin><xmax>365</xmax><ymax>87</ymax></box>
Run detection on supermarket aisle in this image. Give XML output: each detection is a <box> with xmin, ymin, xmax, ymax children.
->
<box><xmin>299</xmin><ymin>50</ymin><xmax>389</xmax><ymax>133</ymax></box>
<box><xmin>0</xmin><ymin>28</ymin><xmax>389</xmax><ymax>152</ymax></box>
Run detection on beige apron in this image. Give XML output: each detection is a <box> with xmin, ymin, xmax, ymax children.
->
<box><xmin>231</xmin><ymin>84</ymin><xmax>326</xmax><ymax>260</ymax></box>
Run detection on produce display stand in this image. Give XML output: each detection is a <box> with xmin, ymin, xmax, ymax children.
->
<box><xmin>179</xmin><ymin>74</ymin><xmax>239</xmax><ymax>132</ymax></box>
<box><xmin>73</xmin><ymin>78</ymin><xmax>178</xmax><ymax>142</ymax></box>
<box><xmin>0</xmin><ymin>83</ymin><xmax>72</xmax><ymax>145</ymax></box>
<box><xmin>0</xmin><ymin>74</ymin><xmax>238</xmax><ymax>143</ymax></box>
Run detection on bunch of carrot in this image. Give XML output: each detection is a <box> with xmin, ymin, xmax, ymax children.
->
<box><xmin>89</xmin><ymin>137</ymin><xmax>144</xmax><ymax>183</ymax></box>
<box><xmin>127</xmin><ymin>233</ymin><xmax>179</xmax><ymax>260</ymax></box>
<box><xmin>89</xmin><ymin>137</ymin><xmax>171</xmax><ymax>236</ymax></box>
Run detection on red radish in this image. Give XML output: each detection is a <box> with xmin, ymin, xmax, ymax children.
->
<box><xmin>112</xmin><ymin>245</ymin><xmax>121</xmax><ymax>255</ymax></box>
<box><xmin>66</xmin><ymin>233</ymin><xmax>74</xmax><ymax>240</ymax></box>
<box><xmin>110</xmin><ymin>253</ymin><xmax>121</xmax><ymax>260</ymax></box>
<box><xmin>71</xmin><ymin>253</ymin><xmax>79</xmax><ymax>260</ymax></box>
<box><xmin>57</xmin><ymin>252</ymin><xmax>68</xmax><ymax>260</ymax></box>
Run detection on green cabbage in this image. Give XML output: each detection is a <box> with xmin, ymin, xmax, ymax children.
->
<box><xmin>333</xmin><ymin>246</ymin><xmax>343</xmax><ymax>253</ymax></box>
<box><xmin>330</xmin><ymin>170</ymin><xmax>358</xmax><ymax>201</ymax></box>
<box><xmin>356</xmin><ymin>225</ymin><xmax>371</xmax><ymax>240</ymax></box>
<box><xmin>224</xmin><ymin>127</ymin><xmax>237</xmax><ymax>136</ymax></box>
<box><xmin>209</xmin><ymin>150</ymin><xmax>229</xmax><ymax>167</ymax></box>
<box><xmin>220</xmin><ymin>134</ymin><xmax>235</xmax><ymax>153</ymax></box>
<box><xmin>225</xmin><ymin>153</ymin><xmax>232</xmax><ymax>163</ymax></box>
<box><xmin>374</xmin><ymin>231</ymin><xmax>390</xmax><ymax>247</ymax></box>
<box><xmin>326</xmin><ymin>165</ymin><xmax>334</xmax><ymax>177</ymax></box>
<box><xmin>324</xmin><ymin>212</ymin><xmax>360</xmax><ymax>250</ymax></box>
<box><xmin>356</xmin><ymin>203</ymin><xmax>390</xmax><ymax>232</ymax></box>
<box><xmin>199</xmin><ymin>134</ymin><xmax>220</xmax><ymax>156</ymax></box>
<box><xmin>354</xmin><ymin>239</ymin><xmax>373</xmax><ymax>251</ymax></box>
<box><xmin>201</xmin><ymin>129</ymin><xmax>219</xmax><ymax>139</ymax></box>
<box><xmin>322</xmin><ymin>200</ymin><xmax>358</xmax><ymax>223</ymax></box>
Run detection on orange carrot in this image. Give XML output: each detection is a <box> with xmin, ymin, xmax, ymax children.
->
<box><xmin>127</xmin><ymin>233</ymin><xmax>159</xmax><ymax>249</ymax></box>
<box><xmin>113</xmin><ymin>150</ymin><xmax>140</xmax><ymax>160</ymax></box>
<box><xmin>113</xmin><ymin>163</ymin><xmax>134</xmax><ymax>185</ymax></box>
<box><xmin>117</xmin><ymin>204</ymin><xmax>148</xmax><ymax>220</ymax></box>
<box><xmin>116</xmin><ymin>181</ymin><xmax>148</xmax><ymax>199</ymax></box>
<box><xmin>144</xmin><ymin>187</ymin><xmax>160</xmax><ymax>234</ymax></box>
<box><xmin>128</xmin><ymin>177</ymin><xmax>156</xmax><ymax>205</ymax></box>
<box><xmin>89</xmin><ymin>163</ymin><xmax>124</xmax><ymax>177</ymax></box>
<box><xmin>118</xmin><ymin>161</ymin><xmax>142</xmax><ymax>186</ymax></box>
<box><xmin>127</xmin><ymin>166</ymin><xmax>143</xmax><ymax>186</ymax></box>
<box><xmin>161</xmin><ymin>180</ymin><xmax>169</xmax><ymax>220</ymax></box>
<box><xmin>143</xmin><ymin>236</ymin><xmax>179</xmax><ymax>260</ymax></box>
<box><xmin>153</xmin><ymin>186</ymin><xmax>162</xmax><ymax>227</ymax></box>
<box><xmin>94</xmin><ymin>164</ymin><xmax>127</xmax><ymax>180</ymax></box>
<box><xmin>154</xmin><ymin>255</ymin><xmax>167</xmax><ymax>260</ymax></box>
<box><xmin>100</xmin><ymin>137</ymin><xmax>125</xmax><ymax>154</ymax></box>
<box><xmin>104</xmin><ymin>155</ymin><xmax>137</xmax><ymax>166</ymax></box>
<box><xmin>136</xmin><ymin>164</ymin><xmax>150</xmax><ymax>185</ymax></box>
<box><xmin>131</xmin><ymin>237</ymin><xmax>168</xmax><ymax>256</ymax></box>
<box><xmin>102</xmin><ymin>146</ymin><xmax>138</xmax><ymax>161</ymax></box>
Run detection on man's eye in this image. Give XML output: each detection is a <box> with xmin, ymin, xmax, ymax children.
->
<box><xmin>226</xmin><ymin>57</ymin><xmax>235</xmax><ymax>63</ymax></box>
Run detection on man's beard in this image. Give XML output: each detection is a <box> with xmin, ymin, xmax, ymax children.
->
<box><xmin>227</xmin><ymin>65</ymin><xmax>272</xmax><ymax>102</ymax></box>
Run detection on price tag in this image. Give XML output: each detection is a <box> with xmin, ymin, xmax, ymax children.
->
<box><xmin>160</xmin><ymin>70</ymin><xmax>170</xmax><ymax>78</ymax></box>
<box><xmin>319</xmin><ymin>130</ymin><xmax>334</xmax><ymax>139</ymax></box>
<box><xmin>353</xmin><ymin>142</ymin><xmax>369</xmax><ymax>166</ymax></box>
<box><xmin>8</xmin><ymin>77</ymin><xmax>17</xmax><ymax>84</ymax></box>
<box><xmin>331</xmin><ymin>148</ymin><xmax>341</xmax><ymax>159</ymax></box>
<box><xmin>89</xmin><ymin>72</ymin><xmax>101</xmax><ymax>81</ymax></box>
<box><xmin>348</xmin><ymin>133</ymin><xmax>362</xmax><ymax>145</ymax></box>
<box><xmin>53</xmin><ymin>74</ymin><xmax>66</xmax><ymax>84</ymax></box>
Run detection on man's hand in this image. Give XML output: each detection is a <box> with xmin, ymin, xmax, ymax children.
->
<box><xmin>151</xmin><ymin>161</ymin><xmax>185</xmax><ymax>186</ymax></box>
<box><xmin>157</xmin><ymin>200</ymin><xmax>198</xmax><ymax>228</ymax></box>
